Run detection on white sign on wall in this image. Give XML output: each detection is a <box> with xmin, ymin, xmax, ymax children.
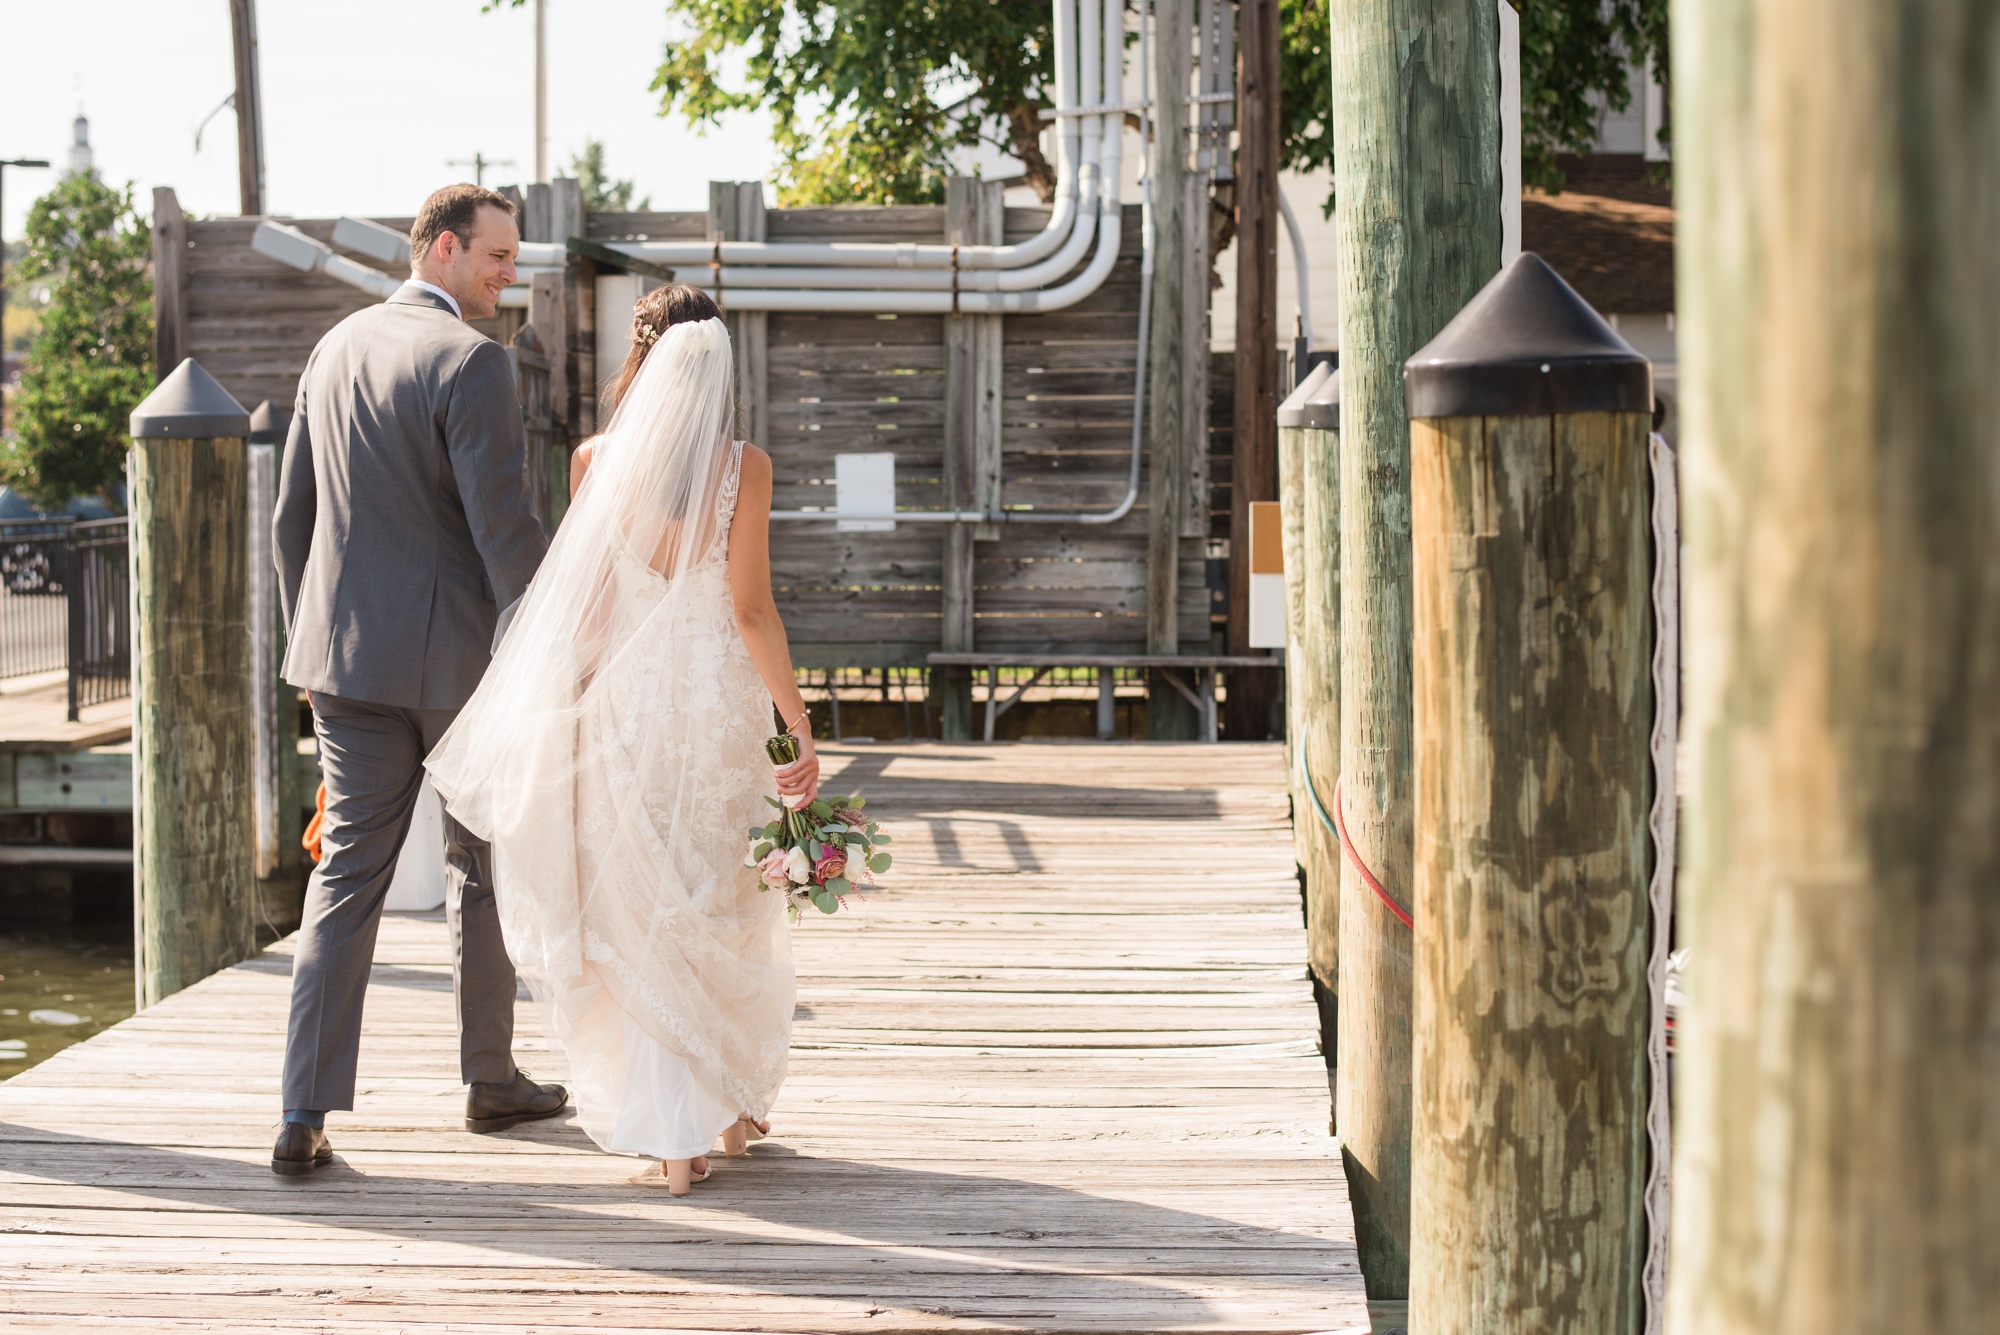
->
<box><xmin>836</xmin><ymin>453</ymin><xmax>897</xmax><ymax>532</ymax></box>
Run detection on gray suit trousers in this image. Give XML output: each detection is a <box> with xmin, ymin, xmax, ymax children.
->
<box><xmin>281</xmin><ymin>692</ymin><xmax>517</xmax><ymax>1111</ymax></box>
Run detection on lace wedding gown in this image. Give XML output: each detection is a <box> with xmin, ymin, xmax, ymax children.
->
<box><xmin>427</xmin><ymin>319</ymin><xmax>793</xmax><ymax>1161</ymax></box>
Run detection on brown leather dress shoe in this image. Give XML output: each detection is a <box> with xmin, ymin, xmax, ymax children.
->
<box><xmin>271</xmin><ymin>1122</ymin><xmax>334</xmax><ymax>1176</ymax></box>
<box><xmin>465</xmin><ymin>1069</ymin><xmax>569</xmax><ymax>1133</ymax></box>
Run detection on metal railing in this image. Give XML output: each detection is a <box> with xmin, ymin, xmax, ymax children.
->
<box><xmin>0</xmin><ymin>520</ymin><xmax>75</xmax><ymax>681</ymax></box>
<box><xmin>66</xmin><ymin>518</ymin><xmax>131</xmax><ymax>721</ymax></box>
<box><xmin>0</xmin><ymin>517</ymin><xmax>132</xmax><ymax>720</ymax></box>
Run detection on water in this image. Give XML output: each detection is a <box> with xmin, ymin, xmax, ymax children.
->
<box><xmin>0</xmin><ymin>926</ymin><xmax>133</xmax><ymax>1075</ymax></box>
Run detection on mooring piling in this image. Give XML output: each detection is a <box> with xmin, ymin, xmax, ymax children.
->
<box><xmin>128</xmin><ymin>358</ymin><xmax>255</xmax><ymax>1008</ymax></box>
<box><xmin>1404</xmin><ymin>253</ymin><xmax>1655</xmax><ymax>1334</ymax></box>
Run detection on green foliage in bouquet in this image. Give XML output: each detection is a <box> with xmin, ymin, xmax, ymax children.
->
<box><xmin>746</xmin><ymin>789</ymin><xmax>892</xmax><ymax>921</ymax></box>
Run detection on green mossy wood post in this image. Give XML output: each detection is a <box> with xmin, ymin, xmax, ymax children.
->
<box><xmin>1328</xmin><ymin>0</ymin><xmax>1503</xmax><ymax>1296</ymax></box>
<box><xmin>1669</xmin><ymin>1</ymin><xmax>2000</xmax><ymax>1329</ymax></box>
<box><xmin>130</xmin><ymin>359</ymin><xmax>255</xmax><ymax>1007</ymax></box>
<box><xmin>1405</xmin><ymin>255</ymin><xmax>1654</xmax><ymax>1334</ymax></box>
<box><xmin>1277</xmin><ymin>363</ymin><xmax>1339</xmax><ymax>995</ymax></box>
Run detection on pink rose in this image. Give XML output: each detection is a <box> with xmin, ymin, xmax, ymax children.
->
<box><xmin>756</xmin><ymin>847</ymin><xmax>793</xmax><ymax>890</ymax></box>
<box><xmin>812</xmin><ymin>845</ymin><xmax>847</xmax><ymax>885</ymax></box>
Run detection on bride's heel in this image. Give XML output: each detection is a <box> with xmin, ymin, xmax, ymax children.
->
<box><xmin>659</xmin><ymin>1155</ymin><xmax>711</xmax><ymax>1195</ymax></box>
<box><xmin>721</xmin><ymin>1116</ymin><xmax>769</xmax><ymax>1158</ymax></box>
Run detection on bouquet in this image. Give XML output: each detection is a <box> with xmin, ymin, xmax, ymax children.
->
<box><xmin>749</xmin><ymin>732</ymin><xmax>891</xmax><ymax>920</ymax></box>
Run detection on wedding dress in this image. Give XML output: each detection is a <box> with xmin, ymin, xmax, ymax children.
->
<box><xmin>427</xmin><ymin>318</ymin><xmax>793</xmax><ymax>1161</ymax></box>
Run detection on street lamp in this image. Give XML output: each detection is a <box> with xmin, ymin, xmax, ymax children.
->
<box><xmin>0</xmin><ymin>157</ymin><xmax>52</xmax><ymax>403</ymax></box>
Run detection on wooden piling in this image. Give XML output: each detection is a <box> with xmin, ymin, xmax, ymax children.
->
<box><xmin>1327</xmin><ymin>0</ymin><xmax>1503</xmax><ymax>1295</ymax></box>
<box><xmin>1277</xmin><ymin>363</ymin><xmax>1338</xmax><ymax>994</ymax></box>
<box><xmin>1669</xmin><ymin>0</ymin><xmax>2000</xmax><ymax>1327</ymax></box>
<box><xmin>940</xmin><ymin>177</ymin><xmax>1004</xmax><ymax>740</ymax></box>
<box><xmin>1144</xmin><ymin>0</ymin><xmax>1195</xmax><ymax>740</ymax></box>
<box><xmin>1405</xmin><ymin>255</ymin><xmax>1654</xmax><ymax>1334</ymax></box>
<box><xmin>128</xmin><ymin>359</ymin><xmax>254</xmax><ymax>1008</ymax></box>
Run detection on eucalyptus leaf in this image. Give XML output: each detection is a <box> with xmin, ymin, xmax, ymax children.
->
<box><xmin>868</xmin><ymin>852</ymin><xmax>892</xmax><ymax>873</ymax></box>
<box><xmin>826</xmin><ymin>875</ymin><xmax>851</xmax><ymax>895</ymax></box>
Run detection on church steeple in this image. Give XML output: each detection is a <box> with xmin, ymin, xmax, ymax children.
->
<box><xmin>66</xmin><ymin>107</ymin><xmax>92</xmax><ymax>177</ymax></box>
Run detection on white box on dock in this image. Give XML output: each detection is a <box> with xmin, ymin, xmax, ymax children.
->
<box><xmin>386</xmin><ymin>777</ymin><xmax>447</xmax><ymax>912</ymax></box>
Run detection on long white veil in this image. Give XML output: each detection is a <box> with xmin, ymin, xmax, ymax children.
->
<box><xmin>428</xmin><ymin>315</ymin><xmax>794</xmax><ymax>1126</ymax></box>
<box><xmin>430</xmin><ymin>315</ymin><xmax>740</xmax><ymax>844</ymax></box>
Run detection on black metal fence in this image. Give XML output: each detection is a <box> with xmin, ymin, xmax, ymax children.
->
<box><xmin>66</xmin><ymin>519</ymin><xmax>131</xmax><ymax>721</ymax></box>
<box><xmin>0</xmin><ymin>517</ymin><xmax>131</xmax><ymax>720</ymax></box>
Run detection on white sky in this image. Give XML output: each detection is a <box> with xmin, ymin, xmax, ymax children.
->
<box><xmin>1</xmin><ymin>0</ymin><xmax>777</xmax><ymax>237</ymax></box>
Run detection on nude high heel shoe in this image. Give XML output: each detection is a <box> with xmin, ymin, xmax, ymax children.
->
<box><xmin>658</xmin><ymin>1155</ymin><xmax>712</xmax><ymax>1195</ymax></box>
<box><xmin>721</xmin><ymin>1116</ymin><xmax>770</xmax><ymax>1157</ymax></box>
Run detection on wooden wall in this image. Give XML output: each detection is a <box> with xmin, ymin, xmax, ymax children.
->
<box><xmin>172</xmin><ymin>200</ymin><xmax>1207</xmax><ymax>668</ymax></box>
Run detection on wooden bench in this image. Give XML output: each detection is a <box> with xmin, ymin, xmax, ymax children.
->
<box><xmin>926</xmin><ymin>652</ymin><xmax>1282</xmax><ymax>742</ymax></box>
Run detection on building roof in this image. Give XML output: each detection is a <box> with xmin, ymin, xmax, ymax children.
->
<box><xmin>1522</xmin><ymin>154</ymin><xmax>1675</xmax><ymax>315</ymax></box>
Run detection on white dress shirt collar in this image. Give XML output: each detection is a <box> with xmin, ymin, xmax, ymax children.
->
<box><xmin>406</xmin><ymin>279</ymin><xmax>463</xmax><ymax>320</ymax></box>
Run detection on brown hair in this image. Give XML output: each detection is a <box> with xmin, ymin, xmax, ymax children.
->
<box><xmin>607</xmin><ymin>283</ymin><xmax>725</xmax><ymax>411</ymax></box>
<box><xmin>409</xmin><ymin>183</ymin><xmax>517</xmax><ymax>267</ymax></box>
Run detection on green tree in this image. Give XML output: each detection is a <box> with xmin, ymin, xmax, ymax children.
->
<box><xmin>1282</xmin><ymin>0</ymin><xmax>1669</xmax><ymax>203</ymax></box>
<box><xmin>570</xmin><ymin>139</ymin><xmax>653</xmax><ymax>212</ymax></box>
<box><xmin>1</xmin><ymin>174</ymin><xmax>151</xmax><ymax>511</ymax></box>
<box><xmin>650</xmin><ymin>0</ymin><xmax>1056</xmax><ymax>206</ymax></box>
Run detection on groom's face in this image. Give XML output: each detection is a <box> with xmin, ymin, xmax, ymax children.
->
<box><xmin>427</xmin><ymin>204</ymin><xmax>520</xmax><ymax>321</ymax></box>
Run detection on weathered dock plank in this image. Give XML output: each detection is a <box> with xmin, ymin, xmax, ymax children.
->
<box><xmin>0</xmin><ymin>742</ymin><xmax>1365</xmax><ymax>1333</ymax></box>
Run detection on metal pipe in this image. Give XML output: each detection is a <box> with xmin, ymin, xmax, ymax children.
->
<box><xmin>1277</xmin><ymin>186</ymin><xmax>1314</xmax><ymax>347</ymax></box>
<box><xmin>771</xmin><ymin>0</ymin><xmax>1149</xmax><ymax>524</ymax></box>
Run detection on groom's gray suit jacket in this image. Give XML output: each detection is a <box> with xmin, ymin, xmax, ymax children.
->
<box><xmin>275</xmin><ymin>283</ymin><xmax>546</xmax><ymax>710</ymax></box>
<box><xmin>273</xmin><ymin>282</ymin><xmax>548</xmax><ymax>1113</ymax></box>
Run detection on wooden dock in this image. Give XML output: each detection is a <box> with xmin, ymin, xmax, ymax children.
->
<box><xmin>0</xmin><ymin>742</ymin><xmax>1367</xmax><ymax>1333</ymax></box>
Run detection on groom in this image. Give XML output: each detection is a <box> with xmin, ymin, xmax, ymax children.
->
<box><xmin>269</xmin><ymin>184</ymin><xmax>565</xmax><ymax>1175</ymax></box>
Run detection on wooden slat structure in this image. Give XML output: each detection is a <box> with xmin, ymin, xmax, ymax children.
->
<box><xmin>163</xmin><ymin>197</ymin><xmax>1212</xmax><ymax>676</ymax></box>
<box><xmin>0</xmin><ymin>742</ymin><xmax>1365</xmax><ymax>1332</ymax></box>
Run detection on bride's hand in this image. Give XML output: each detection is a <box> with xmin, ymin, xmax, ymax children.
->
<box><xmin>774</xmin><ymin>730</ymin><xmax>819</xmax><ymax>806</ymax></box>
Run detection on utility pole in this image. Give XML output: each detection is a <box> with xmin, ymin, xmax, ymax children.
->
<box><xmin>0</xmin><ymin>158</ymin><xmax>52</xmax><ymax>433</ymax></box>
<box><xmin>448</xmin><ymin>153</ymin><xmax>516</xmax><ymax>188</ymax></box>
<box><xmin>1327</xmin><ymin>0</ymin><xmax>1502</xmax><ymax>1301</ymax></box>
<box><xmin>1669</xmin><ymin>0</ymin><xmax>2000</xmax><ymax>1329</ymax></box>
<box><xmin>228</xmin><ymin>0</ymin><xmax>266</xmax><ymax>215</ymax></box>
<box><xmin>535</xmin><ymin>0</ymin><xmax>549</xmax><ymax>182</ymax></box>
<box><xmin>1227</xmin><ymin>0</ymin><xmax>1280</xmax><ymax>739</ymax></box>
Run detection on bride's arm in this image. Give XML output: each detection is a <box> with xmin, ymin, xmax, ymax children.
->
<box><xmin>569</xmin><ymin>438</ymin><xmax>599</xmax><ymax>498</ymax></box>
<box><xmin>728</xmin><ymin>446</ymin><xmax>820</xmax><ymax>803</ymax></box>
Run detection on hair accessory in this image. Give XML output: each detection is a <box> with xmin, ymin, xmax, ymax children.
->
<box><xmin>633</xmin><ymin>322</ymin><xmax>663</xmax><ymax>346</ymax></box>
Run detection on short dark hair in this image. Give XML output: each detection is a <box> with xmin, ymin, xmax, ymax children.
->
<box><xmin>410</xmin><ymin>184</ymin><xmax>517</xmax><ymax>265</ymax></box>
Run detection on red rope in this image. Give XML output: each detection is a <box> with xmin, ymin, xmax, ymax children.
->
<box><xmin>1331</xmin><ymin>775</ymin><xmax>1414</xmax><ymax>930</ymax></box>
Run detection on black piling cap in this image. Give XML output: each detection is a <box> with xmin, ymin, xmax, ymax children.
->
<box><xmin>1403</xmin><ymin>253</ymin><xmax>1651</xmax><ymax>420</ymax></box>
<box><xmin>1301</xmin><ymin>367</ymin><xmax>1341</xmax><ymax>431</ymax></box>
<box><xmin>247</xmin><ymin>400</ymin><xmax>292</xmax><ymax>445</ymax></box>
<box><xmin>1277</xmin><ymin>361</ymin><xmax>1334</xmax><ymax>428</ymax></box>
<box><xmin>130</xmin><ymin>359</ymin><xmax>251</xmax><ymax>440</ymax></box>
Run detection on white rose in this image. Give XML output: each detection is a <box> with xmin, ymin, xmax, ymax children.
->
<box><xmin>783</xmin><ymin>847</ymin><xmax>812</xmax><ymax>884</ymax></box>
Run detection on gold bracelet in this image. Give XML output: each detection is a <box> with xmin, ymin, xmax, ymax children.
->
<box><xmin>785</xmin><ymin>708</ymin><xmax>811</xmax><ymax>736</ymax></box>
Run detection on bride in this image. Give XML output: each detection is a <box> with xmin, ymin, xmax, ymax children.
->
<box><xmin>427</xmin><ymin>285</ymin><xmax>820</xmax><ymax>1195</ymax></box>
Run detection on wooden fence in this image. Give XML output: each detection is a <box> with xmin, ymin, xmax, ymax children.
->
<box><xmin>155</xmin><ymin>192</ymin><xmax>1218</xmax><ymax>670</ymax></box>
